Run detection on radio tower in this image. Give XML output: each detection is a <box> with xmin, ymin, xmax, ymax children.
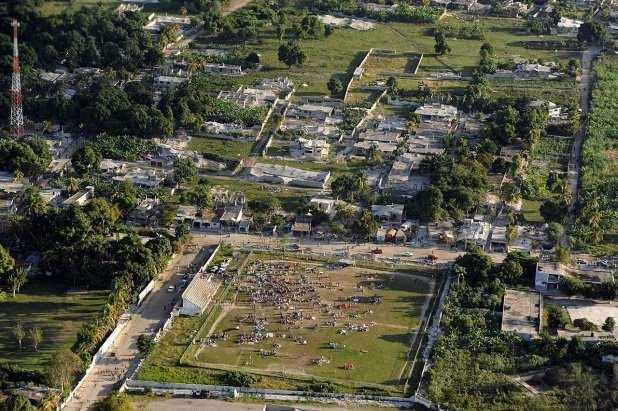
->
<box><xmin>10</xmin><ymin>19</ymin><xmax>24</xmax><ymax>139</ymax></box>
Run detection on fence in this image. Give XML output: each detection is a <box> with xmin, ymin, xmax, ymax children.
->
<box><xmin>123</xmin><ymin>379</ymin><xmax>437</xmax><ymax>409</ymax></box>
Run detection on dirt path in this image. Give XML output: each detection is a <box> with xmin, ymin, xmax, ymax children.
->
<box><xmin>222</xmin><ymin>0</ymin><xmax>252</xmax><ymax>15</ymax></box>
<box><xmin>562</xmin><ymin>46</ymin><xmax>600</xmax><ymax>246</ymax></box>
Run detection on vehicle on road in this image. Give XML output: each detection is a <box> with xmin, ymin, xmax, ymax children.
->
<box><xmin>167</xmin><ymin>285</ymin><xmax>175</xmax><ymax>292</ymax></box>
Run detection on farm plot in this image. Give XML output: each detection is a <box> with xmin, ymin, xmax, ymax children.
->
<box><xmin>525</xmin><ymin>135</ymin><xmax>573</xmax><ymax>199</ymax></box>
<box><xmin>186</xmin><ymin>259</ymin><xmax>435</xmax><ymax>392</ymax></box>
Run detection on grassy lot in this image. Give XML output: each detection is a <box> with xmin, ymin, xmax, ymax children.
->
<box><xmin>137</xmin><ymin>253</ymin><xmax>438</xmax><ymax>395</ymax></box>
<box><xmin>188</xmin><ymin>137</ymin><xmax>255</xmax><ymax>158</ymax></box>
<box><xmin>0</xmin><ymin>278</ymin><xmax>107</xmax><ymax>370</ymax></box>
<box><xmin>488</xmin><ymin>78</ymin><xmax>580</xmax><ymax>107</ymax></box>
<box><xmin>36</xmin><ymin>0</ymin><xmax>120</xmax><ymax>15</ymax></box>
<box><xmin>206</xmin><ymin>177</ymin><xmax>311</xmax><ymax>212</ymax></box>
<box><xmin>197</xmin><ymin>18</ymin><xmax>579</xmax><ymax>98</ymax></box>
<box><xmin>187</xmin><ymin>259</ymin><xmax>434</xmax><ymax>390</ymax></box>
<box><xmin>521</xmin><ymin>199</ymin><xmax>544</xmax><ymax>223</ymax></box>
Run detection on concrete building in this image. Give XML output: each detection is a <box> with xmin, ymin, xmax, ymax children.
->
<box><xmin>515</xmin><ymin>63</ymin><xmax>553</xmax><ymax>79</ymax></box>
<box><xmin>217</xmin><ymin>86</ymin><xmax>277</xmax><ymax>108</ymax></box>
<box><xmin>535</xmin><ymin>262</ymin><xmax>615</xmax><ymax>291</ymax></box>
<box><xmin>358</xmin><ymin>130</ymin><xmax>402</xmax><ymax>144</ymax></box>
<box><xmin>249</xmin><ymin>163</ymin><xmax>331</xmax><ymax>189</ymax></box>
<box><xmin>204</xmin><ymin>63</ymin><xmax>243</xmax><ymax>76</ymax></box>
<box><xmin>180</xmin><ymin>273</ymin><xmax>219</xmax><ymax>316</ymax></box>
<box><xmin>371</xmin><ymin>204</ymin><xmax>405</xmax><ymax>224</ymax></box>
<box><xmin>292</xmin><ymin>104</ymin><xmax>335</xmax><ymax>120</ymax></box>
<box><xmin>415</xmin><ymin>104</ymin><xmax>458</xmax><ymax>123</ymax></box>
<box><xmin>529</xmin><ymin>100</ymin><xmax>562</xmax><ymax>118</ymax></box>
<box><xmin>501</xmin><ymin>289</ymin><xmax>541</xmax><ymax>340</ymax></box>
<box><xmin>552</xmin><ymin>17</ymin><xmax>583</xmax><ymax>36</ymax></box>
<box><xmin>458</xmin><ymin>218</ymin><xmax>490</xmax><ymax>246</ymax></box>
<box><xmin>62</xmin><ymin>186</ymin><xmax>94</xmax><ymax>207</ymax></box>
<box><xmin>296</xmin><ymin>138</ymin><xmax>330</xmax><ymax>160</ymax></box>
<box><xmin>309</xmin><ymin>198</ymin><xmax>337</xmax><ymax>217</ymax></box>
<box><xmin>153</xmin><ymin>75</ymin><xmax>187</xmax><ymax>91</ymax></box>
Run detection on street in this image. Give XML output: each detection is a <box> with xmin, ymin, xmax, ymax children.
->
<box><xmin>64</xmin><ymin>247</ymin><xmax>210</xmax><ymax>410</ymax></box>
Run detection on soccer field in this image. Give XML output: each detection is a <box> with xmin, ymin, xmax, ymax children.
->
<box><xmin>184</xmin><ymin>258</ymin><xmax>436</xmax><ymax>391</ymax></box>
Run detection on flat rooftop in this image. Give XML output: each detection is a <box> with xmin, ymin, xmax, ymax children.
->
<box><xmin>501</xmin><ymin>289</ymin><xmax>541</xmax><ymax>339</ymax></box>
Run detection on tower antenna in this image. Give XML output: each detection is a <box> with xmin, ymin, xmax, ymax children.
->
<box><xmin>10</xmin><ymin>19</ymin><xmax>24</xmax><ymax>139</ymax></box>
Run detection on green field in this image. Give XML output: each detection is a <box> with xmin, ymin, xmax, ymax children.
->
<box><xmin>198</xmin><ymin>17</ymin><xmax>580</xmax><ymax>97</ymax></box>
<box><xmin>522</xmin><ymin>199</ymin><xmax>544</xmax><ymax>223</ymax></box>
<box><xmin>188</xmin><ymin>137</ymin><xmax>255</xmax><ymax>158</ymax></box>
<box><xmin>0</xmin><ymin>278</ymin><xmax>107</xmax><ymax>369</ymax></box>
<box><xmin>138</xmin><ymin>254</ymin><xmax>437</xmax><ymax>394</ymax></box>
<box><xmin>36</xmin><ymin>0</ymin><xmax>120</xmax><ymax>15</ymax></box>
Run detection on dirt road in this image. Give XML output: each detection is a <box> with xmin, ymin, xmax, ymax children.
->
<box><xmin>223</xmin><ymin>0</ymin><xmax>253</xmax><ymax>15</ymax></box>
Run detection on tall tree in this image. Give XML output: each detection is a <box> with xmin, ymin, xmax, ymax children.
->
<box><xmin>14</xmin><ymin>320</ymin><xmax>25</xmax><ymax>349</ymax></box>
<box><xmin>47</xmin><ymin>349</ymin><xmax>84</xmax><ymax>393</ymax></box>
<box><xmin>434</xmin><ymin>30</ymin><xmax>451</xmax><ymax>55</ymax></box>
<box><xmin>8</xmin><ymin>267</ymin><xmax>28</xmax><ymax>297</ymax></box>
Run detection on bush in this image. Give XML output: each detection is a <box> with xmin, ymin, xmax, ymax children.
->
<box><xmin>221</xmin><ymin>371</ymin><xmax>258</xmax><ymax>387</ymax></box>
<box><xmin>546</xmin><ymin>305</ymin><xmax>570</xmax><ymax>329</ymax></box>
<box><xmin>573</xmin><ymin>318</ymin><xmax>596</xmax><ymax>331</ymax></box>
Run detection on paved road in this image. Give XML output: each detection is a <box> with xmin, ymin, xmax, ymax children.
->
<box><xmin>64</xmin><ymin>248</ymin><xmax>209</xmax><ymax>410</ymax></box>
<box><xmin>133</xmin><ymin>397</ymin><xmax>396</xmax><ymax>411</ymax></box>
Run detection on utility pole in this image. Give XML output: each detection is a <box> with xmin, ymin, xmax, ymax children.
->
<box><xmin>10</xmin><ymin>19</ymin><xmax>24</xmax><ymax>139</ymax></box>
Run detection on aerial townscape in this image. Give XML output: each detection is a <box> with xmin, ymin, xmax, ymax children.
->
<box><xmin>0</xmin><ymin>0</ymin><xmax>617</xmax><ymax>410</ymax></box>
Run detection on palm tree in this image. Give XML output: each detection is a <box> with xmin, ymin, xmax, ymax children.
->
<box><xmin>12</xmin><ymin>170</ymin><xmax>23</xmax><ymax>182</ymax></box>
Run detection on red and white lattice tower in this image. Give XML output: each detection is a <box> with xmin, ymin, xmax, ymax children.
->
<box><xmin>10</xmin><ymin>19</ymin><xmax>24</xmax><ymax>139</ymax></box>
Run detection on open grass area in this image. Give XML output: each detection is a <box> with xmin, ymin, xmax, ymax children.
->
<box><xmin>36</xmin><ymin>0</ymin><xmax>120</xmax><ymax>16</ymax></box>
<box><xmin>179</xmin><ymin>258</ymin><xmax>434</xmax><ymax>392</ymax></box>
<box><xmin>521</xmin><ymin>199</ymin><xmax>544</xmax><ymax>223</ymax></box>
<box><xmin>137</xmin><ymin>252</ymin><xmax>438</xmax><ymax>395</ymax></box>
<box><xmin>488</xmin><ymin>78</ymin><xmax>580</xmax><ymax>107</ymax></box>
<box><xmin>0</xmin><ymin>278</ymin><xmax>107</xmax><ymax>370</ymax></box>
<box><xmin>188</xmin><ymin>137</ymin><xmax>255</xmax><ymax>158</ymax></box>
<box><xmin>197</xmin><ymin>17</ymin><xmax>579</xmax><ymax>98</ymax></box>
<box><xmin>206</xmin><ymin>177</ymin><xmax>310</xmax><ymax>212</ymax></box>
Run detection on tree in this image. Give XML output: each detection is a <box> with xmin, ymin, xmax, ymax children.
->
<box><xmin>540</xmin><ymin>199</ymin><xmax>567</xmax><ymax>223</ymax></box>
<box><xmin>14</xmin><ymin>320</ymin><xmax>25</xmax><ymax>349</ymax></box>
<box><xmin>499</xmin><ymin>258</ymin><xmax>523</xmax><ymax>284</ymax></box>
<box><xmin>136</xmin><ymin>334</ymin><xmax>156</xmax><ymax>355</ymax></box>
<box><xmin>244</xmin><ymin>52</ymin><xmax>260</xmax><ymax>69</ymax></box>
<box><xmin>555</xmin><ymin>245</ymin><xmax>572</xmax><ymax>264</ymax></box>
<box><xmin>94</xmin><ymin>392</ymin><xmax>133</xmax><ymax>411</ymax></box>
<box><xmin>327</xmin><ymin>77</ymin><xmax>343</xmax><ymax>97</ymax></box>
<box><xmin>407</xmin><ymin>185</ymin><xmax>445</xmax><ymax>222</ymax></box>
<box><xmin>30</xmin><ymin>327</ymin><xmax>42</xmax><ymax>351</ymax></box>
<box><xmin>546</xmin><ymin>222</ymin><xmax>564</xmax><ymax>245</ymax></box>
<box><xmin>479</xmin><ymin>42</ymin><xmax>496</xmax><ymax>74</ymax></box>
<box><xmin>386</xmin><ymin>76</ymin><xmax>398</xmax><ymax>94</ymax></box>
<box><xmin>47</xmin><ymin>349</ymin><xmax>84</xmax><ymax>393</ymax></box>
<box><xmin>8</xmin><ymin>267</ymin><xmax>28</xmax><ymax>297</ymax></box>
<box><xmin>455</xmin><ymin>249</ymin><xmax>493</xmax><ymax>285</ymax></box>
<box><xmin>66</xmin><ymin>177</ymin><xmax>80</xmax><ymax>194</ymax></box>
<box><xmin>222</xmin><ymin>371</ymin><xmax>257</xmax><ymax>387</ymax></box>
<box><xmin>434</xmin><ymin>30</ymin><xmax>451</xmax><ymax>55</ymax></box>
<box><xmin>71</xmin><ymin>145</ymin><xmax>101</xmax><ymax>176</ymax></box>
<box><xmin>278</xmin><ymin>42</ymin><xmax>306</xmax><ymax>68</ymax></box>
<box><xmin>352</xmin><ymin>209</ymin><xmax>379</xmax><ymax>241</ymax></box>
<box><xmin>603</xmin><ymin>316</ymin><xmax>615</xmax><ymax>332</ymax></box>
<box><xmin>546</xmin><ymin>304</ymin><xmax>570</xmax><ymax>328</ymax></box>
<box><xmin>173</xmin><ymin>157</ymin><xmax>197</xmax><ymax>184</ymax></box>
<box><xmin>567</xmin><ymin>335</ymin><xmax>585</xmax><ymax>358</ymax></box>
<box><xmin>0</xmin><ymin>244</ymin><xmax>15</xmax><ymax>279</ymax></box>
<box><xmin>577</xmin><ymin>20</ymin><xmax>611</xmax><ymax>45</ymax></box>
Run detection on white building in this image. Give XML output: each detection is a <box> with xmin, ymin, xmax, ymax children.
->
<box><xmin>249</xmin><ymin>163</ymin><xmax>331</xmax><ymax>189</ymax></box>
<box><xmin>154</xmin><ymin>75</ymin><xmax>187</xmax><ymax>91</ymax></box>
<box><xmin>415</xmin><ymin>104</ymin><xmax>458</xmax><ymax>123</ymax></box>
<box><xmin>296</xmin><ymin>137</ymin><xmax>330</xmax><ymax>159</ymax></box>
<box><xmin>552</xmin><ymin>17</ymin><xmax>583</xmax><ymax>36</ymax></box>
<box><xmin>62</xmin><ymin>186</ymin><xmax>94</xmax><ymax>207</ymax></box>
<box><xmin>458</xmin><ymin>218</ymin><xmax>490</xmax><ymax>246</ymax></box>
<box><xmin>529</xmin><ymin>100</ymin><xmax>561</xmax><ymax>118</ymax></box>
<box><xmin>180</xmin><ymin>273</ymin><xmax>219</xmax><ymax>316</ymax></box>
<box><xmin>371</xmin><ymin>204</ymin><xmax>405</xmax><ymax>224</ymax></box>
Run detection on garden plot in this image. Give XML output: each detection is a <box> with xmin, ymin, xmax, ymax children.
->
<box><xmin>187</xmin><ymin>259</ymin><xmax>435</xmax><ymax>391</ymax></box>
